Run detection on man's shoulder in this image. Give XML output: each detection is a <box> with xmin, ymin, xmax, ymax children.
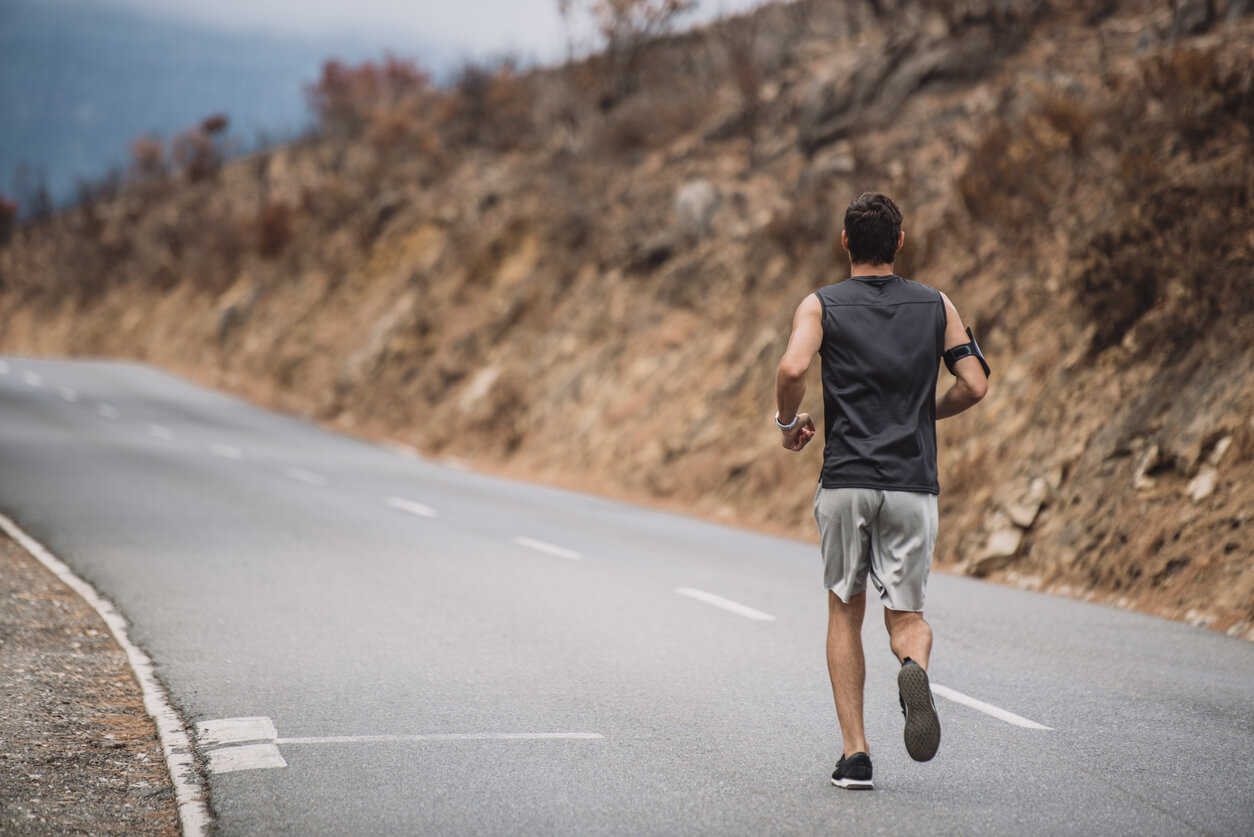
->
<box><xmin>895</xmin><ymin>275</ymin><xmax>944</xmax><ymax>302</ymax></box>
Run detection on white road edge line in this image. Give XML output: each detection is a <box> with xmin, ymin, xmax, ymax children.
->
<box><xmin>674</xmin><ymin>587</ymin><xmax>776</xmax><ymax>622</ymax></box>
<box><xmin>284</xmin><ymin>467</ymin><xmax>328</xmax><ymax>487</ymax></box>
<box><xmin>512</xmin><ymin>536</ymin><xmax>581</xmax><ymax>561</ymax></box>
<box><xmin>931</xmin><ymin>684</ymin><xmax>1053</xmax><ymax>730</ymax></box>
<box><xmin>59</xmin><ymin>386</ymin><xmax>78</xmax><ymax>403</ymax></box>
<box><xmin>276</xmin><ymin>732</ymin><xmax>605</xmax><ymax>744</ymax></box>
<box><xmin>0</xmin><ymin>512</ymin><xmax>211</xmax><ymax>836</ymax></box>
<box><xmin>23</xmin><ymin>370</ymin><xmax>42</xmax><ymax>387</ymax></box>
<box><xmin>148</xmin><ymin>424</ymin><xmax>174</xmax><ymax>441</ymax></box>
<box><xmin>209</xmin><ymin>444</ymin><xmax>242</xmax><ymax>460</ymax></box>
<box><xmin>384</xmin><ymin>497</ymin><xmax>437</xmax><ymax>518</ymax></box>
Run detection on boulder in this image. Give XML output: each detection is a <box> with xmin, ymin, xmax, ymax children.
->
<box><xmin>969</xmin><ymin>526</ymin><xmax>1023</xmax><ymax>577</ymax></box>
<box><xmin>1186</xmin><ymin>466</ymin><xmax>1218</xmax><ymax>502</ymax></box>
<box><xmin>674</xmin><ymin>179</ymin><xmax>720</xmax><ymax>239</ymax></box>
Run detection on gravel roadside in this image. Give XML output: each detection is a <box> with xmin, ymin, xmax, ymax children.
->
<box><xmin>0</xmin><ymin>534</ymin><xmax>182</xmax><ymax>835</ymax></box>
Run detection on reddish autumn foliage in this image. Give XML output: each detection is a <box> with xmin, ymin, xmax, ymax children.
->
<box><xmin>308</xmin><ymin>56</ymin><xmax>434</xmax><ymax>137</ymax></box>
<box><xmin>200</xmin><ymin>114</ymin><xmax>229</xmax><ymax>135</ymax></box>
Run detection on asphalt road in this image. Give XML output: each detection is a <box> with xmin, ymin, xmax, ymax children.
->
<box><xmin>1</xmin><ymin>357</ymin><xmax>1252</xmax><ymax>836</ymax></box>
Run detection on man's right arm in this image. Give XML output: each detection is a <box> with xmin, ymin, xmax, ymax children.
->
<box><xmin>936</xmin><ymin>292</ymin><xmax>988</xmax><ymax>420</ymax></box>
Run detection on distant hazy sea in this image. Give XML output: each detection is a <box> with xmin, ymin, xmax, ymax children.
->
<box><xmin>0</xmin><ymin>0</ymin><xmax>449</xmax><ymax>213</ymax></box>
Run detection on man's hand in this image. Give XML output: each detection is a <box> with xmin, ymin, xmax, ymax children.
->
<box><xmin>781</xmin><ymin>412</ymin><xmax>816</xmax><ymax>451</ymax></box>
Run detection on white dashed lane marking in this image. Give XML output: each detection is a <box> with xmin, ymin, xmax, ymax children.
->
<box><xmin>23</xmin><ymin>370</ymin><xmax>42</xmax><ymax>387</ymax></box>
<box><xmin>59</xmin><ymin>386</ymin><xmax>78</xmax><ymax>403</ymax></box>
<box><xmin>674</xmin><ymin>587</ymin><xmax>775</xmax><ymax>622</ymax></box>
<box><xmin>210</xmin><ymin>444</ymin><xmax>242</xmax><ymax>460</ymax></box>
<box><xmin>930</xmin><ymin>684</ymin><xmax>1053</xmax><ymax>730</ymax></box>
<box><xmin>97</xmin><ymin>403</ymin><xmax>120</xmax><ymax>420</ymax></box>
<box><xmin>384</xmin><ymin>497</ymin><xmax>438</xmax><ymax>518</ymax></box>
<box><xmin>148</xmin><ymin>424</ymin><xmax>174</xmax><ymax>441</ymax></box>
<box><xmin>285</xmin><ymin>467</ymin><xmax>328</xmax><ymax>487</ymax></box>
<box><xmin>512</xmin><ymin>536</ymin><xmax>581</xmax><ymax>561</ymax></box>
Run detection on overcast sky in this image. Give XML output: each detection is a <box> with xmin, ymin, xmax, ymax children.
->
<box><xmin>108</xmin><ymin>0</ymin><xmax>770</xmax><ymax>60</ymax></box>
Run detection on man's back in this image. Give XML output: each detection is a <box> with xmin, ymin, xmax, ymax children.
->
<box><xmin>814</xmin><ymin>274</ymin><xmax>945</xmax><ymax>494</ymax></box>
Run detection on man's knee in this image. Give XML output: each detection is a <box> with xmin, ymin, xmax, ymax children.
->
<box><xmin>829</xmin><ymin>590</ymin><xmax>866</xmax><ymax>623</ymax></box>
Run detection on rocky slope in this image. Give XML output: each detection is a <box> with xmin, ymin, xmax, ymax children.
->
<box><xmin>1</xmin><ymin>0</ymin><xmax>1251</xmax><ymax>639</ymax></box>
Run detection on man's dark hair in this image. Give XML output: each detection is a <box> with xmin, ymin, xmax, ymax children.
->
<box><xmin>843</xmin><ymin>192</ymin><xmax>903</xmax><ymax>266</ymax></box>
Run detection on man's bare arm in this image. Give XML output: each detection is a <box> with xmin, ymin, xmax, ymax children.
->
<box><xmin>775</xmin><ymin>294</ymin><xmax>824</xmax><ymax>450</ymax></box>
<box><xmin>936</xmin><ymin>292</ymin><xmax>988</xmax><ymax>420</ymax></box>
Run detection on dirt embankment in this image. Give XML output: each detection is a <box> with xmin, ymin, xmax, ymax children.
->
<box><xmin>1</xmin><ymin>0</ymin><xmax>1251</xmax><ymax>638</ymax></box>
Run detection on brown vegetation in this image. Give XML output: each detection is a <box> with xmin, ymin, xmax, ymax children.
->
<box><xmin>1</xmin><ymin>0</ymin><xmax>1251</xmax><ymax>640</ymax></box>
<box><xmin>0</xmin><ymin>193</ymin><xmax>16</xmax><ymax>246</ymax></box>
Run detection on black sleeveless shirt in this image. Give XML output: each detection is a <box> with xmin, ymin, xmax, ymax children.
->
<box><xmin>814</xmin><ymin>275</ymin><xmax>946</xmax><ymax>494</ymax></box>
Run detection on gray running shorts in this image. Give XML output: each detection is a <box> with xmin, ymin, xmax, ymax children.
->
<box><xmin>813</xmin><ymin>485</ymin><xmax>938</xmax><ymax>612</ymax></box>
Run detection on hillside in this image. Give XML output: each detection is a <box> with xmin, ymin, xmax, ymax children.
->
<box><xmin>1</xmin><ymin>0</ymin><xmax>1251</xmax><ymax>640</ymax></box>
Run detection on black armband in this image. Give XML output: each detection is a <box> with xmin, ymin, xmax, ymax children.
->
<box><xmin>943</xmin><ymin>327</ymin><xmax>991</xmax><ymax>378</ymax></box>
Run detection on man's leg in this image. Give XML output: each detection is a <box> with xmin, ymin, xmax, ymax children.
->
<box><xmin>827</xmin><ymin>590</ymin><xmax>869</xmax><ymax>756</ymax></box>
<box><xmin>883</xmin><ymin>608</ymin><xmax>933</xmax><ymax>669</ymax></box>
<box><xmin>872</xmin><ymin>491</ymin><xmax>941</xmax><ymax>762</ymax></box>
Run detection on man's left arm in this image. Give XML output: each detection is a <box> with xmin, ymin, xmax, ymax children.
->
<box><xmin>775</xmin><ymin>294</ymin><xmax>823</xmax><ymax>451</ymax></box>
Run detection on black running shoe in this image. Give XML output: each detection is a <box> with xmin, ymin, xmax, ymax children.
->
<box><xmin>831</xmin><ymin>752</ymin><xmax>874</xmax><ymax>789</ymax></box>
<box><xmin>898</xmin><ymin>660</ymin><xmax>941</xmax><ymax>762</ymax></box>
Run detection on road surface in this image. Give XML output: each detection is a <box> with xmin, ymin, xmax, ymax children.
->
<box><xmin>1</xmin><ymin>357</ymin><xmax>1251</xmax><ymax>835</ymax></box>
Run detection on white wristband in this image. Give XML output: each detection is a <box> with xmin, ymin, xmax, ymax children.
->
<box><xmin>775</xmin><ymin>411</ymin><xmax>799</xmax><ymax>431</ymax></box>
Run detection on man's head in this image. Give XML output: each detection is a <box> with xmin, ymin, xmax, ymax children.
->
<box><xmin>842</xmin><ymin>192</ymin><xmax>904</xmax><ymax>266</ymax></box>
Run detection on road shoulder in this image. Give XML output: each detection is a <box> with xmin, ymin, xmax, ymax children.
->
<box><xmin>0</xmin><ymin>534</ymin><xmax>179</xmax><ymax>835</ymax></box>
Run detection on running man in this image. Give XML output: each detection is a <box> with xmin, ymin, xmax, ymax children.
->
<box><xmin>773</xmin><ymin>192</ymin><xmax>989</xmax><ymax>789</ymax></box>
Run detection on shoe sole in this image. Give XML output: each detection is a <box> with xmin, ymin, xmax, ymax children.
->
<box><xmin>898</xmin><ymin>663</ymin><xmax>941</xmax><ymax>762</ymax></box>
<box><xmin>831</xmin><ymin>777</ymin><xmax>874</xmax><ymax>790</ymax></box>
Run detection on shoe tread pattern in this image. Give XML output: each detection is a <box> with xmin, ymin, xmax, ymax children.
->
<box><xmin>898</xmin><ymin>663</ymin><xmax>941</xmax><ymax>762</ymax></box>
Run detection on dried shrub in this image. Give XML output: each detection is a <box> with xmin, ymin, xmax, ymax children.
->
<box><xmin>597</xmin><ymin>85</ymin><xmax>710</xmax><ymax>154</ymax></box>
<box><xmin>441</xmin><ymin>60</ymin><xmax>536</xmax><ymax>151</ymax></box>
<box><xmin>1132</xmin><ymin>43</ymin><xmax>1254</xmax><ymax>147</ymax></box>
<box><xmin>11</xmin><ymin>163</ymin><xmax>52</xmax><ymax>222</ymax></box>
<box><xmin>712</xmin><ymin>14</ymin><xmax>764</xmax><ymax>162</ymax></box>
<box><xmin>1076</xmin><ymin>172</ymin><xmax>1253</xmax><ymax>353</ymax></box>
<box><xmin>1075</xmin><ymin>44</ymin><xmax>1254</xmax><ymax>353</ymax></box>
<box><xmin>558</xmin><ymin>0</ymin><xmax>697</xmax><ymax>106</ymax></box>
<box><xmin>309</xmin><ymin>55</ymin><xmax>439</xmax><ymax>146</ymax></box>
<box><xmin>172</xmin><ymin>127</ymin><xmax>222</xmax><ymax>181</ymax></box>
<box><xmin>365</xmin><ymin>109</ymin><xmax>443</xmax><ymax>157</ymax></box>
<box><xmin>0</xmin><ymin>192</ymin><xmax>17</xmax><ymax>246</ymax></box>
<box><xmin>130</xmin><ymin>135</ymin><xmax>166</xmax><ymax>179</ymax></box>
<box><xmin>255</xmin><ymin>201</ymin><xmax>292</xmax><ymax>259</ymax></box>
<box><xmin>200</xmin><ymin>114</ymin><xmax>229</xmax><ymax>135</ymax></box>
<box><xmin>957</xmin><ymin>88</ymin><xmax>1094</xmax><ymax>231</ymax></box>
